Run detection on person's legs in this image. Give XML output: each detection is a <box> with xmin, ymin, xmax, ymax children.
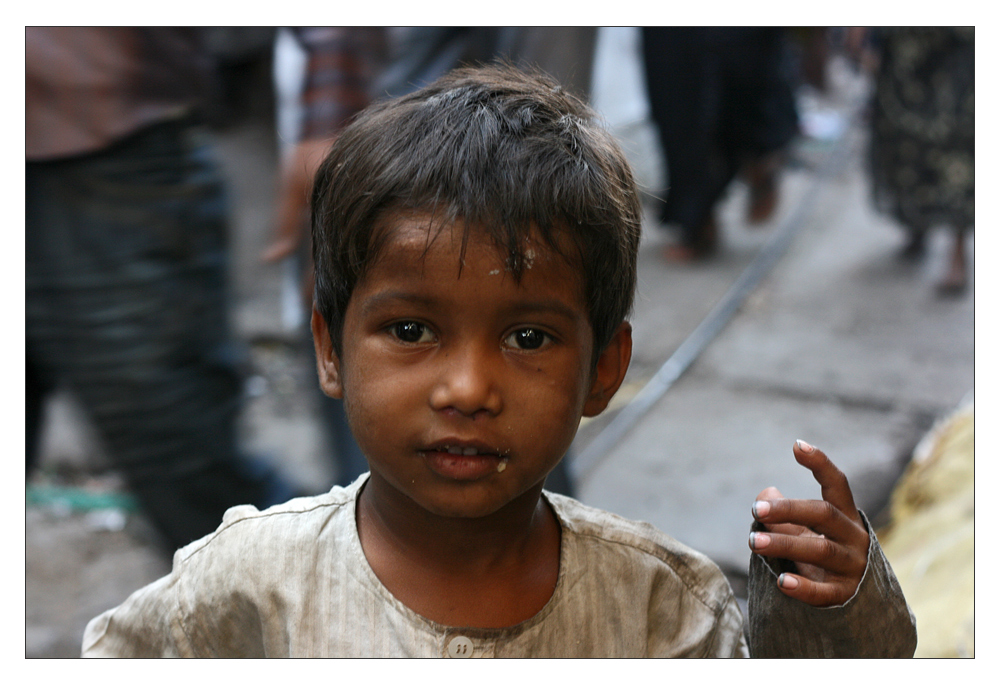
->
<box><xmin>939</xmin><ymin>227</ymin><xmax>970</xmax><ymax>295</ymax></box>
<box><xmin>716</xmin><ymin>28</ymin><xmax>798</xmax><ymax>225</ymax></box>
<box><xmin>26</xmin><ymin>120</ymin><xmax>293</xmax><ymax>552</ymax></box>
<box><xmin>25</xmin><ymin>354</ymin><xmax>54</xmax><ymax>475</ymax></box>
<box><xmin>642</xmin><ymin>28</ymin><xmax>721</xmax><ymax>256</ymax></box>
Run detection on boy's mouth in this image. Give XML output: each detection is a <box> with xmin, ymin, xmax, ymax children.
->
<box><xmin>419</xmin><ymin>442</ymin><xmax>510</xmax><ymax>480</ymax></box>
<box><xmin>443</xmin><ymin>445</ymin><xmax>489</xmax><ymax>456</ymax></box>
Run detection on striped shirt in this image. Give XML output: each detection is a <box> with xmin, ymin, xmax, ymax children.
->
<box><xmin>292</xmin><ymin>27</ymin><xmax>388</xmax><ymax>142</ymax></box>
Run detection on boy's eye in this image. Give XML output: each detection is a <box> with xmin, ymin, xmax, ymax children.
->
<box><xmin>391</xmin><ymin>321</ymin><xmax>434</xmax><ymax>344</ymax></box>
<box><xmin>505</xmin><ymin>328</ymin><xmax>550</xmax><ymax>350</ymax></box>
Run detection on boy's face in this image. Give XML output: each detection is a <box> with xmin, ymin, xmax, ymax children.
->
<box><xmin>313</xmin><ymin>215</ymin><xmax>631</xmax><ymax>519</ymax></box>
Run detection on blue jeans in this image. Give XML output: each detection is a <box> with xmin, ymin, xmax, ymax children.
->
<box><xmin>26</xmin><ymin>118</ymin><xmax>293</xmax><ymax>552</ymax></box>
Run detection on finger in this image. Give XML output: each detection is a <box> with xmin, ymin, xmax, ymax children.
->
<box><xmin>748</xmin><ymin>528</ymin><xmax>866</xmax><ymax>576</ymax></box>
<box><xmin>754</xmin><ymin>486</ymin><xmax>783</xmax><ymax>502</ymax></box>
<box><xmin>759</xmin><ymin>521</ymin><xmax>812</xmax><ymax>537</ymax></box>
<box><xmin>773</xmin><ymin>572</ymin><xmax>858</xmax><ymax>608</ymax></box>
<box><xmin>793</xmin><ymin>440</ymin><xmax>862</xmax><ymax>526</ymax></box>
<box><xmin>752</xmin><ymin>497</ymin><xmax>867</xmax><ymax>545</ymax></box>
<box><xmin>752</xmin><ymin>487</ymin><xmax>813</xmax><ymax>536</ymax></box>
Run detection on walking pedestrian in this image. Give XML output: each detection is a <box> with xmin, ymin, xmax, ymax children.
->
<box><xmin>867</xmin><ymin>27</ymin><xmax>975</xmax><ymax>295</ymax></box>
<box><xmin>26</xmin><ymin>27</ymin><xmax>297</xmax><ymax>553</ymax></box>
<box><xmin>641</xmin><ymin>27</ymin><xmax>799</xmax><ymax>261</ymax></box>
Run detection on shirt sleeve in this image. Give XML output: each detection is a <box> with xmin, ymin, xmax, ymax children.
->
<box><xmin>81</xmin><ymin>551</ymin><xmax>196</xmax><ymax>657</ymax></box>
<box><xmin>291</xmin><ymin>27</ymin><xmax>388</xmax><ymax>141</ymax></box>
<box><xmin>746</xmin><ymin>510</ymin><xmax>918</xmax><ymax>658</ymax></box>
<box><xmin>81</xmin><ymin>504</ymin><xmax>271</xmax><ymax>658</ymax></box>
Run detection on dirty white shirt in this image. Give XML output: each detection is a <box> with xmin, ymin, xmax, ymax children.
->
<box><xmin>82</xmin><ymin>475</ymin><xmax>916</xmax><ymax>658</ymax></box>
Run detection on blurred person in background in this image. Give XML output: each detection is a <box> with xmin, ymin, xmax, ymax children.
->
<box><xmin>26</xmin><ymin>27</ymin><xmax>296</xmax><ymax>554</ymax></box>
<box><xmin>865</xmin><ymin>27</ymin><xmax>974</xmax><ymax>295</ymax></box>
<box><xmin>788</xmin><ymin>27</ymin><xmax>832</xmax><ymax>95</ymax></box>
<box><xmin>373</xmin><ymin>27</ymin><xmax>596</xmax><ymax>101</ymax></box>
<box><xmin>265</xmin><ymin>27</ymin><xmax>390</xmax><ymax>489</ymax></box>
<box><xmin>641</xmin><ymin>27</ymin><xmax>799</xmax><ymax>262</ymax></box>
<box><xmin>267</xmin><ymin>27</ymin><xmax>596</xmax><ymax>496</ymax></box>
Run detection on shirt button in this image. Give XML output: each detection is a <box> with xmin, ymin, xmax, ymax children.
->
<box><xmin>446</xmin><ymin>635</ymin><xmax>474</xmax><ymax>658</ymax></box>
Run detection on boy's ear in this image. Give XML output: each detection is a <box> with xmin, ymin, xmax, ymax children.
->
<box><xmin>583</xmin><ymin>322</ymin><xmax>632</xmax><ymax>417</ymax></box>
<box><xmin>311</xmin><ymin>306</ymin><xmax>344</xmax><ymax>399</ymax></box>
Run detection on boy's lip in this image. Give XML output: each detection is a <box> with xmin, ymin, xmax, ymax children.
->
<box><xmin>418</xmin><ymin>439</ymin><xmax>510</xmax><ymax>481</ymax></box>
<box><xmin>421</xmin><ymin>439</ymin><xmax>504</xmax><ymax>457</ymax></box>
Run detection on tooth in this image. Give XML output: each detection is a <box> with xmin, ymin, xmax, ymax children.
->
<box><xmin>462</xmin><ymin>447</ymin><xmax>478</xmax><ymax>456</ymax></box>
<box><xmin>446</xmin><ymin>446</ymin><xmax>461</xmax><ymax>455</ymax></box>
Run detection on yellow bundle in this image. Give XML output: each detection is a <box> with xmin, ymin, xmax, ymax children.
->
<box><xmin>878</xmin><ymin>399</ymin><xmax>974</xmax><ymax>658</ymax></box>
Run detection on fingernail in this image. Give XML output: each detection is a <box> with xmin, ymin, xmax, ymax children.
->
<box><xmin>752</xmin><ymin>500</ymin><xmax>770</xmax><ymax>519</ymax></box>
<box><xmin>778</xmin><ymin>574</ymin><xmax>800</xmax><ymax>590</ymax></box>
<box><xmin>795</xmin><ymin>439</ymin><xmax>815</xmax><ymax>453</ymax></box>
<box><xmin>749</xmin><ymin>532</ymin><xmax>770</xmax><ymax>550</ymax></box>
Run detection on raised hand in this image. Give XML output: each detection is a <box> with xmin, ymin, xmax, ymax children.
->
<box><xmin>748</xmin><ymin>440</ymin><xmax>870</xmax><ymax>607</ymax></box>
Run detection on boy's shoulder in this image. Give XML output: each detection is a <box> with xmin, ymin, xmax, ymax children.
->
<box><xmin>175</xmin><ymin>480</ymin><xmax>362</xmax><ymax>567</ymax></box>
<box><xmin>82</xmin><ymin>482</ymin><xmax>367</xmax><ymax>658</ymax></box>
<box><xmin>545</xmin><ymin>491</ymin><xmax>736</xmax><ymax>610</ymax></box>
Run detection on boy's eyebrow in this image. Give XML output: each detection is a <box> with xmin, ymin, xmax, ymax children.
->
<box><xmin>357</xmin><ymin>291</ymin><xmax>436</xmax><ymax>316</ymax></box>
<box><xmin>501</xmin><ymin>298</ymin><xmax>583</xmax><ymax>322</ymax></box>
<box><xmin>358</xmin><ymin>291</ymin><xmax>583</xmax><ymax>322</ymax></box>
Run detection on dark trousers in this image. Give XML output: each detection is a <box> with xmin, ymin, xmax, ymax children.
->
<box><xmin>26</xmin><ymin>118</ymin><xmax>293</xmax><ymax>552</ymax></box>
<box><xmin>642</xmin><ymin>28</ymin><xmax>798</xmax><ymax>243</ymax></box>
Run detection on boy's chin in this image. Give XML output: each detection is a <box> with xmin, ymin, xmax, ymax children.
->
<box><xmin>404</xmin><ymin>479</ymin><xmax>548</xmax><ymax>520</ymax></box>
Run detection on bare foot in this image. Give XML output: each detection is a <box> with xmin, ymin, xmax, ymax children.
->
<box><xmin>663</xmin><ymin>215</ymin><xmax>718</xmax><ymax>263</ymax></box>
<box><xmin>663</xmin><ymin>244</ymin><xmax>705</xmax><ymax>263</ymax></box>
<box><xmin>937</xmin><ymin>271</ymin><xmax>967</xmax><ymax>296</ymax></box>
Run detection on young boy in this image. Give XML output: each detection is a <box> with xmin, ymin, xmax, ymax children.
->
<box><xmin>82</xmin><ymin>64</ymin><xmax>916</xmax><ymax>658</ymax></box>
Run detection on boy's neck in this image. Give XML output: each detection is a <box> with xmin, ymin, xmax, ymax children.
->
<box><xmin>356</xmin><ymin>474</ymin><xmax>561</xmax><ymax>627</ymax></box>
<box><xmin>357</xmin><ymin>473</ymin><xmax>555</xmax><ymax>568</ymax></box>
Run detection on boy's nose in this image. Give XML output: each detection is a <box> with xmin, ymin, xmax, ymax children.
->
<box><xmin>428</xmin><ymin>341</ymin><xmax>503</xmax><ymax>418</ymax></box>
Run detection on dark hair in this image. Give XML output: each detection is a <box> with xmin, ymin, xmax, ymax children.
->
<box><xmin>311</xmin><ymin>63</ymin><xmax>641</xmax><ymax>366</ymax></box>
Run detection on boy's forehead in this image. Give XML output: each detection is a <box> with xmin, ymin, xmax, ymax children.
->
<box><xmin>375</xmin><ymin>213</ymin><xmax>577</xmax><ymax>272</ymax></box>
